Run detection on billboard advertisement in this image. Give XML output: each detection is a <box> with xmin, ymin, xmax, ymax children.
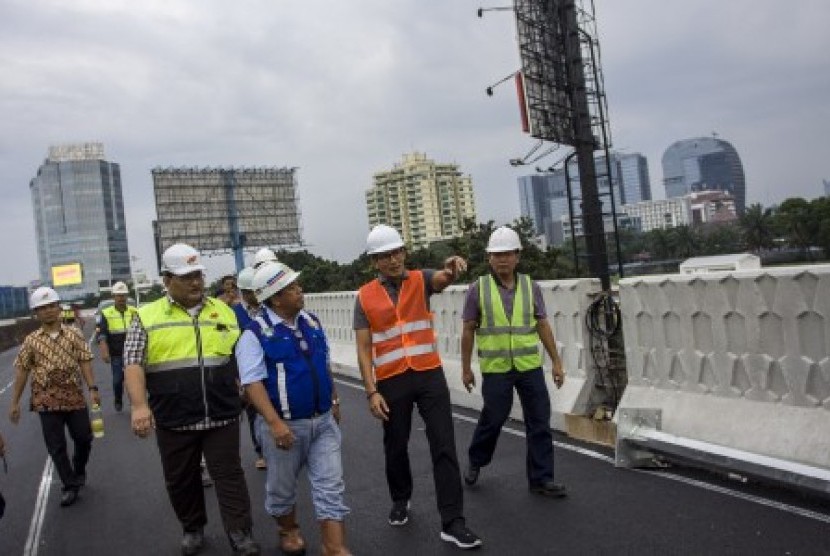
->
<box><xmin>52</xmin><ymin>263</ymin><xmax>83</xmax><ymax>287</ymax></box>
<box><xmin>151</xmin><ymin>167</ymin><xmax>303</xmax><ymax>255</ymax></box>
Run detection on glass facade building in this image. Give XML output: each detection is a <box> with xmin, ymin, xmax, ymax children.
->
<box><xmin>662</xmin><ymin>137</ymin><xmax>746</xmax><ymax>214</ymax></box>
<box><xmin>519</xmin><ymin>151</ymin><xmax>651</xmax><ymax>246</ymax></box>
<box><xmin>30</xmin><ymin>143</ymin><xmax>131</xmax><ymax>299</ymax></box>
<box><xmin>0</xmin><ymin>286</ymin><xmax>29</xmax><ymax>319</ymax></box>
<box><xmin>618</xmin><ymin>153</ymin><xmax>652</xmax><ymax>205</ymax></box>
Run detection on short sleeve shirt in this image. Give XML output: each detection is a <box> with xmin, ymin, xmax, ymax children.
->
<box><xmin>14</xmin><ymin>326</ymin><xmax>93</xmax><ymax>412</ymax></box>
<box><xmin>461</xmin><ymin>273</ymin><xmax>548</xmax><ymax>325</ymax></box>
<box><xmin>353</xmin><ymin>269</ymin><xmax>436</xmax><ymax>329</ymax></box>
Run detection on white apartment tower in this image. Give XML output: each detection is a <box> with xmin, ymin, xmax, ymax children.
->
<box><xmin>366</xmin><ymin>152</ymin><xmax>477</xmax><ymax>249</ymax></box>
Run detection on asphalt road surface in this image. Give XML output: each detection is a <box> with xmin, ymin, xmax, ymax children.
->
<box><xmin>0</xmin><ymin>329</ymin><xmax>829</xmax><ymax>555</ymax></box>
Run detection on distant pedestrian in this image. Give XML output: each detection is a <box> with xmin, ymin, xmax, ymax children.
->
<box><xmin>233</xmin><ymin>266</ymin><xmax>266</xmax><ymax>470</ymax></box>
<box><xmin>355</xmin><ymin>225</ymin><xmax>482</xmax><ymax>550</ymax></box>
<box><xmin>460</xmin><ymin>226</ymin><xmax>567</xmax><ymax>497</ymax></box>
<box><xmin>95</xmin><ymin>281</ymin><xmax>138</xmax><ymax>412</ymax></box>
<box><xmin>123</xmin><ymin>243</ymin><xmax>260</xmax><ymax>556</ymax></box>
<box><xmin>217</xmin><ymin>275</ymin><xmax>241</xmax><ymax>306</ymax></box>
<box><xmin>237</xmin><ymin>261</ymin><xmax>351</xmax><ymax>555</ymax></box>
<box><xmin>8</xmin><ymin>287</ymin><xmax>100</xmax><ymax>508</ymax></box>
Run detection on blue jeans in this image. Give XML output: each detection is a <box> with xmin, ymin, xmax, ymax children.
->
<box><xmin>110</xmin><ymin>356</ymin><xmax>124</xmax><ymax>404</ymax></box>
<box><xmin>467</xmin><ymin>368</ymin><xmax>554</xmax><ymax>486</ymax></box>
<box><xmin>258</xmin><ymin>411</ymin><xmax>349</xmax><ymax>521</ymax></box>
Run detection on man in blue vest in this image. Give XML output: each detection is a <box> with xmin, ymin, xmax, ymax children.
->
<box><xmin>460</xmin><ymin>226</ymin><xmax>567</xmax><ymax>497</ymax></box>
<box><xmin>96</xmin><ymin>281</ymin><xmax>137</xmax><ymax>411</ymax></box>
<box><xmin>236</xmin><ymin>261</ymin><xmax>350</xmax><ymax>555</ymax></box>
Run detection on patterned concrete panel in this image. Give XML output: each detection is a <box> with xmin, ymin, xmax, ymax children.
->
<box><xmin>618</xmin><ymin>265</ymin><xmax>830</xmax><ymax>469</ymax></box>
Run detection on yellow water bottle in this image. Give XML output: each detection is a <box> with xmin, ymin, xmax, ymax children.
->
<box><xmin>90</xmin><ymin>404</ymin><xmax>105</xmax><ymax>438</ymax></box>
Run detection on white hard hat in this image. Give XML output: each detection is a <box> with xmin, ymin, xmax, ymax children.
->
<box><xmin>253</xmin><ymin>248</ymin><xmax>278</xmax><ymax>268</ymax></box>
<box><xmin>112</xmin><ymin>281</ymin><xmax>129</xmax><ymax>295</ymax></box>
<box><xmin>252</xmin><ymin>262</ymin><xmax>300</xmax><ymax>303</ymax></box>
<box><xmin>161</xmin><ymin>243</ymin><xmax>205</xmax><ymax>276</ymax></box>
<box><xmin>366</xmin><ymin>225</ymin><xmax>404</xmax><ymax>255</ymax></box>
<box><xmin>486</xmin><ymin>226</ymin><xmax>522</xmax><ymax>253</ymax></box>
<box><xmin>237</xmin><ymin>267</ymin><xmax>256</xmax><ymax>291</ymax></box>
<box><xmin>30</xmin><ymin>287</ymin><xmax>60</xmax><ymax>309</ymax></box>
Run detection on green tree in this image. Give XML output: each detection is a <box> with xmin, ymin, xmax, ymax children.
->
<box><xmin>739</xmin><ymin>203</ymin><xmax>775</xmax><ymax>252</ymax></box>
<box><xmin>776</xmin><ymin>198</ymin><xmax>815</xmax><ymax>258</ymax></box>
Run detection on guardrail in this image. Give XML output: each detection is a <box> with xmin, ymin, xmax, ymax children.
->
<box><xmin>616</xmin><ymin>265</ymin><xmax>830</xmax><ymax>493</ymax></box>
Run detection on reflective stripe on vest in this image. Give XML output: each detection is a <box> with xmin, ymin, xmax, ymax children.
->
<box><xmin>140</xmin><ymin>298</ymin><xmax>240</xmax><ymax>374</ymax></box>
<box><xmin>476</xmin><ymin>274</ymin><xmax>542</xmax><ymax>373</ymax></box>
<box><xmin>358</xmin><ymin>270</ymin><xmax>441</xmax><ymax>381</ymax></box>
<box><xmin>276</xmin><ymin>362</ymin><xmax>291</xmax><ymax>420</ymax></box>
<box><xmin>102</xmin><ymin>305</ymin><xmax>138</xmax><ymax>334</ymax></box>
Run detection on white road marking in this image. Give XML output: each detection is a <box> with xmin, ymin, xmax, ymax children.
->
<box><xmin>335</xmin><ymin>378</ymin><xmax>830</xmax><ymax>525</ymax></box>
<box><xmin>0</xmin><ymin>379</ymin><xmax>13</xmax><ymax>395</ymax></box>
<box><xmin>24</xmin><ymin>459</ymin><xmax>54</xmax><ymax>556</ymax></box>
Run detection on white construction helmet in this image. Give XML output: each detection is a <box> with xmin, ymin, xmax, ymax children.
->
<box><xmin>161</xmin><ymin>243</ymin><xmax>205</xmax><ymax>276</ymax></box>
<box><xmin>486</xmin><ymin>226</ymin><xmax>522</xmax><ymax>253</ymax></box>
<box><xmin>366</xmin><ymin>224</ymin><xmax>404</xmax><ymax>255</ymax></box>
<box><xmin>30</xmin><ymin>287</ymin><xmax>60</xmax><ymax>309</ymax></box>
<box><xmin>252</xmin><ymin>262</ymin><xmax>300</xmax><ymax>303</ymax></box>
<box><xmin>237</xmin><ymin>267</ymin><xmax>256</xmax><ymax>291</ymax></box>
<box><xmin>112</xmin><ymin>281</ymin><xmax>129</xmax><ymax>295</ymax></box>
<box><xmin>253</xmin><ymin>247</ymin><xmax>278</xmax><ymax>269</ymax></box>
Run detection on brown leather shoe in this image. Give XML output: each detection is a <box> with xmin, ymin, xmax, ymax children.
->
<box><xmin>278</xmin><ymin>527</ymin><xmax>306</xmax><ymax>555</ymax></box>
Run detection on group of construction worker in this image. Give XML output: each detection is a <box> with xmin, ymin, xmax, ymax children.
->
<box><xmin>5</xmin><ymin>223</ymin><xmax>568</xmax><ymax>555</ymax></box>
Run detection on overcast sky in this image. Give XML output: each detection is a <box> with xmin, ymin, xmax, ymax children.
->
<box><xmin>1</xmin><ymin>0</ymin><xmax>828</xmax><ymax>285</ymax></box>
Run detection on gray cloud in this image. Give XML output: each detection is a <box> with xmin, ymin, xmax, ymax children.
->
<box><xmin>1</xmin><ymin>0</ymin><xmax>828</xmax><ymax>284</ymax></box>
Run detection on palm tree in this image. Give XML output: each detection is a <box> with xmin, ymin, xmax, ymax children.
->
<box><xmin>739</xmin><ymin>203</ymin><xmax>775</xmax><ymax>253</ymax></box>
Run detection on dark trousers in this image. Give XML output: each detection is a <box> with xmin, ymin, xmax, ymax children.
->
<box><xmin>155</xmin><ymin>421</ymin><xmax>253</xmax><ymax>533</ymax></box>
<box><xmin>110</xmin><ymin>355</ymin><xmax>124</xmax><ymax>404</ymax></box>
<box><xmin>38</xmin><ymin>409</ymin><xmax>93</xmax><ymax>492</ymax></box>
<box><xmin>468</xmin><ymin>368</ymin><xmax>554</xmax><ymax>486</ymax></box>
<box><xmin>244</xmin><ymin>404</ymin><xmax>262</xmax><ymax>456</ymax></box>
<box><xmin>377</xmin><ymin>368</ymin><xmax>464</xmax><ymax>527</ymax></box>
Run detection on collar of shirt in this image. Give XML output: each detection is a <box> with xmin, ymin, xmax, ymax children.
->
<box><xmin>34</xmin><ymin>324</ymin><xmax>70</xmax><ymax>338</ymax></box>
<box><xmin>489</xmin><ymin>270</ymin><xmax>518</xmax><ymax>291</ymax></box>
<box><xmin>263</xmin><ymin>306</ymin><xmax>312</xmax><ymax>330</ymax></box>
<box><xmin>378</xmin><ymin>269</ymin><xmax>409</xmax><ymax>286</ymax></box>
<box><xmin>164</xmin><ymin>294</ymin><xmax>206</xmax><ymax>315</ymax></box>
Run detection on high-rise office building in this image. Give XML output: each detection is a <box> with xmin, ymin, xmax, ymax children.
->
<box><xmin>518</xmin><ymin>151</ymin><xmax>651</xmax><ymax>246</ymax></box>
<box><xmin>30</xmin><ymin>143</ymin><xmax>131</xmax><ymax>299</ymax></box>
<box><xmin>662</xmin><ymin>136</ymin><xmax>746</xmax><ymax>214</ymax></box>
<box><xmin>618</xmin><ymin>153</ymin><xmax>652</xmax><ymax>205</ymax></box>
<box><xmin>365</xmin><ymin>152</ymin><xmax>477</xmax><ymax>249</ymax></box>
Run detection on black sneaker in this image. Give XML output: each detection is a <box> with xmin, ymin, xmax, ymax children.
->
<box><xmin>388</xmin><ymin>500</ymin><xmax>410</xmax><ymax>526</ymax></box>
<box><xmin>114</xmin><ymin>400</ymin><xmax>123</xmax><ymax>412</ymax></box>
<box><xmin>181</xmin><ymin>528</ymin><xmax>204</xmax><ymax>556</ymax></box>
<box><xmin>59</xmin><ymin>489</ymin><xmax>79</xmax><ymax>507</ymax></box>
<box><xmin>529</xmin><ymin>481</ymin><xmax>568</xmax><ymax>498</ymax></box>
<box><xmin>440</xmin><ymin>519</ymin><xmax>482</xmax><ymax>549</ymax></box>
<box><xmin>228</xmin><ymin>529</ymin><xmax>260</xmax><ymax>555</ymax></box>
<box><xmin>463</xmin><ymin>463</ymin><xmax>480</xmax><ymax>486</ymax></box>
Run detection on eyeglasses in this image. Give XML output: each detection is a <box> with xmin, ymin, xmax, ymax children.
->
<box><xmin>373</xmin><ymin>247</ymin><xmax>405</xmax><ymax>262</ymax></box>
<box><xmin>172</xmin><ymin>272</ymin><xmax>205</xmax><ymax>283</ymax></box>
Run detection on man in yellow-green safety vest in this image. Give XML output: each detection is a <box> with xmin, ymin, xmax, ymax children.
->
<box><xmin>123</xmin><ymin>243</ymin><xmax>261</xmax><ymax>556</ymax></box>
<box><xmin>460</xmin><ymin>226</ymin><xmax>567</xmax><ymax>498</ymax></box>
<box><xmin>95</xmin><ymin>281</ymin><xmax>138</xmax><ymax>412</ymax></box>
